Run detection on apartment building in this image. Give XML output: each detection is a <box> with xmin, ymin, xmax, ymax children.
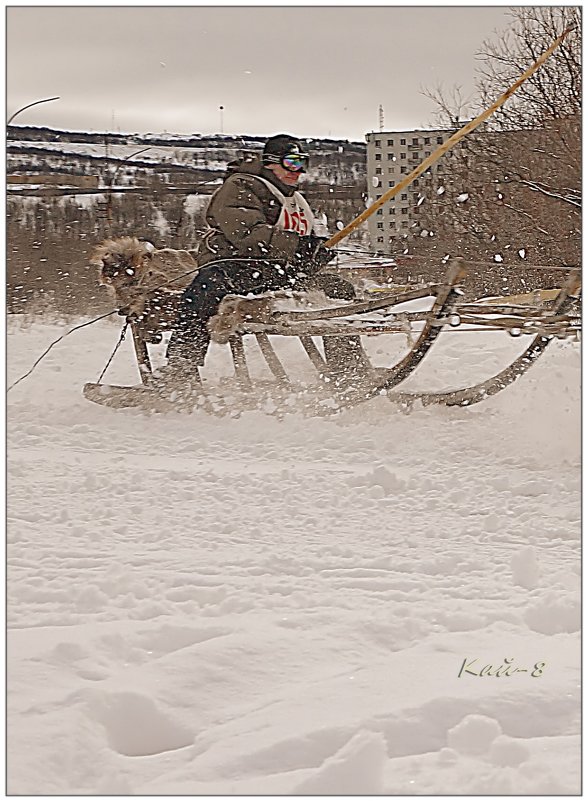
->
<box><xmin>365</xmin><ymin>129</ymin><xmax>450</xmax><ymax>254</ymax></box>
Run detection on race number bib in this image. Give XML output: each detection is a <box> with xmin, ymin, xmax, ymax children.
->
<box><xmin>278</xmin><ymin>192</ymin><xmax>314</xmax><ymax>236</ymax></box>
<box><xmin>280</xmin><ymin>201</ymin><xmax>310</xmax><ymax>235</ymax></box>
<box><xmin>251</xmin><ymin>175</ymin><xmax>316</xmax><ymax>236</ymax></box>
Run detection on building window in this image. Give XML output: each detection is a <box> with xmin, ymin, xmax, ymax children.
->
<box><xmin>387</xmin><ymin>139</ymin><xmax>394</xmax><ymax>146</ymax></box>
<box><xmin>413</xmin><ymin>180</ymin><xmax>419</xmax><ymax>187</ymax></box>
<box><xmin>388</xmin><ymin>207</ymin><xmax>396</xmax><ymax>214</ymax></box>
<box><xmin>400</xmin><ymin>152</ymin><xmax>406</xmax><ymax>160</ymax></box>
<box><xmin>412</xmin><ymin>193</ymin><xmax>419</xmax><ymax>202</ymax></box>
<box><xmin>436</xmin><ymin>136</ymin><xmax>443</xmax><ymax>144</ymax></box>
<box><xmin>425</xmin><ymin>151</ymin><xmax>431</xmax><ymax>157</ymax></box>
<box><xmin>387</xmin><ymin>153</ymin><xmax>395</xmax><ymax>160</ymax></box>
<box><xmin>424</xmin><ymin>137</ymin><xmax>430</xmax><ymax>145</ymax></box>
<box><xmin>401</xmin><ymin>193</ymin><xmax>408</xmax><ymax>200</ymax></box>
<box><xmin>388</xmin><ymin>167</ymin><xmax>395</xmax><ymax>173</ymax></box>
<box><xmin>376</xmin><ymin>180</ymin><xmax>382</xmax><ymax>187</ymax></box>
<box><xmin>375</xmin><ymin>167</ymin><xmax>382</xmax><ymax>174</ymax></box>
<box><xmin>401</xmin><ymin>221</ymin><xmax>408</xmax><ymax>228</ymax></box>
<box><xmin>377</xmin><ymin>236</ymin><xmax>384</xmax><ymax>242</ymax></box>
<box><xmin>376</xmin><ymin>209</ymin><xmax>383</xmax><ymax>215</ymax></box>
<box><xmin>400</xmin><ymin>138</ymin><xmax>406</xmax><ymax>145</ymax></box>
<box><xmin>401</xmin><ymin>207</ymin><xmax>408</xmax><ymax>215</ymax></box>
<box><xmin>377</xmin><ymin>222</ymin><xmax>384</xmax><ymax>229</ymax></box>
<box><xmin>400</xmin><ymin>166</ymin><xmax>408</xmax><ymax>174</ymax></box>
<box><xmin>412</xmin><ymin>137</ymin><xmax>419</xmax><ymax>145</ymax></box>
<box><xmin>412</xmin><ymin>152</ymin><xmax>420</xmax><ymax>159</ymax></box>
<box><xmin>377</xmin><ymin>195</ymin><xmax>382</xmax><ymax>200</ymax></box>
<box><xmin>389</xmin><ymin>222</ymin><xmax>396</xmax><ymax>228</ymax></box>
<box><xmin>375</xmin><ymin>153</ymin><xmax>381</xmax><ymax>160</ymax></box>
<box><xmin>375</xmin><ymin>140</ymin><xmax>381</xmax><ymax>147</ymax></box>
<box><xmin>388</xmin><ymin>181</ymin><xmax>395</xmax><ymax>187</ymax></box>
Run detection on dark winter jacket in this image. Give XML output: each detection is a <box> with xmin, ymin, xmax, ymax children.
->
<box><xmin>197</xmin><ymin>157</ymin><xmax>314</xmax><ymax>268</ymax></box>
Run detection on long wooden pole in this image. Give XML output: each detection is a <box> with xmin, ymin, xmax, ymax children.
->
<box><xmin>325</xmin><ymin>25</ymin><xmax>574</xmax><ymax>248</ymax></box>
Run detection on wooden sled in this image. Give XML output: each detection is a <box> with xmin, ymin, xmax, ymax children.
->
<box><xmin>83</xmin><ymin>261</ymin><xmax>580</xmax><ymax>417</ymax></box>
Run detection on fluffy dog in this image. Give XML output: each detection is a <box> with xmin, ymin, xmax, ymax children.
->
<box><xmin>90</xmin><ymin>236</ymin><xmax>200</xmax><ymax>342</ymax></box>
<box><xmin>90</xmin><ymin>236</ymin><xmax>199</xmax><ymax>315</ymax></box>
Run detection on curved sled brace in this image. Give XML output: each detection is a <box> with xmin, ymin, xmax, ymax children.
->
<box><xmin>330</xmin><ymin>259</ymin><xmax>467</xmax><ymax>409</ymax></box>
<box><xmin>385</xmin><ymin>268</ymin><xmax>581</xmax><ymax>409</ymax></box>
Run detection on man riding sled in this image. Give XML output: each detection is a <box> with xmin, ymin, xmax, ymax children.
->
<box><xmin>156</xmin><ymin>134</ymin><xmax>367</xmax><ymax>395</ymax></box>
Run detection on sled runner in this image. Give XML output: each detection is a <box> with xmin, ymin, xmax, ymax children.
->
<box><xmin>83</xmin><ymin>260</ymin><xmax>580</xmax><ymax>417</ymax></box>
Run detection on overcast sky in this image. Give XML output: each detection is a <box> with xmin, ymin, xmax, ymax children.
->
<box><xmin>7</xmin><ymin>5</ymin><xmax>513</xmax><ymax>141</ymax></box>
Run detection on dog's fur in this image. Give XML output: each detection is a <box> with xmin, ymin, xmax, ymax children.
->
<box><xmin>90</xmin><ymin>236</ymin><xmax>199</xmax><ymax>318</ymax></box>
<box><xmin>207</xmin><ymin>286</ymin><xmax>351</xmax><ymax>344</ymax></box>
<box><xmin>208</xmin><ymin>294</ymin><xmax>279</xmax><ymax>344</ymax></box>
<box><xmin>89</xmin><ymin>236</ymin><xmax>201</xmax><ymax>343</ymax></box>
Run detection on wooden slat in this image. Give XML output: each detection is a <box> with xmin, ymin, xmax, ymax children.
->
<box><xmin>229</xmin><ymin>336</ymin><xmax>251</xmax><ymax>387</ymax></box>
<box><xmin>270</xmin><ymin>284</ymin><xmax>442</xmax><ymax>323</ymax></box>
<box><xmin>255</xmin><ymin>334</ymin><xmax>289</xmax><ymax>384</ymax></box>
<box><xmin>299</xmin><ymin>336</ymin><xmax>327</xmax><ymax>372</ymax></box>
<box><xmin>131</xmin><ymin>323</ymin><xmax>152</xmax><ymax>384</ymax></box>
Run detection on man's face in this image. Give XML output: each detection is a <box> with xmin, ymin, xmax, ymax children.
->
<box><xmin>267</xmin><ymin>163</ymin><xmax>302</xmax><ymax>187</ymax></box>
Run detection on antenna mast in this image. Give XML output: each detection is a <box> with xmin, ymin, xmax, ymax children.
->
<box><xmin>378</xmin><ymin>105</ymin><xmax>384</xmax><ymax>132</ymax></box>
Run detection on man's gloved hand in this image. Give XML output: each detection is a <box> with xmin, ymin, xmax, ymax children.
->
<box><xmin>313</xmin><ymin>240</ymin><xmax>336</xmax><ymax>268</ymax></box>
<box><xmin>292</xmin><ymin>236</ymin><xmax>318</xmax><ymax>265</ymax></box>
<box><xmin>293</xmin><ymin>235</ymin><xmax>336</xmax><ymax>273</ymax></box>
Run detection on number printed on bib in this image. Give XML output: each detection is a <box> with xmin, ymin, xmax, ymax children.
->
<box><xmin>281</xmin><ymin>206</ymin><xmax>309</xmax><ymax>236</ymax></box>
<box><xmin>250</xmin><ymin>176</ymin><xmax>316</xmax><ymax>237</ymax></box>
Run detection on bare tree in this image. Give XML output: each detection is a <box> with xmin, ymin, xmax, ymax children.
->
<box><xmin>415</xmin><ymin>7</ymin><xmax>581</xmax><ymax>268</ymax></box>
<box><xmin>477</xmin><ymin>6</ymin><xmax>581</xmax><ymax>130</ymax></box>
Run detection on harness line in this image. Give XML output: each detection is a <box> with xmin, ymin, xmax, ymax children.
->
<box><xmin>96</xmin><ymin>322</ymin><xmax>130</xmax><ymax>384</ymax></box>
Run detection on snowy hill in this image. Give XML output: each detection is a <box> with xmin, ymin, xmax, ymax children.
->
<box><xmin>7</xmin><ymin>124</ymin><xmax>368</xmax><ymax>188</ymax></box>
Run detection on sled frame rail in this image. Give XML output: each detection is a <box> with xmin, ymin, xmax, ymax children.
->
<box><xmin>101</xmin><ymin>261</ymin><xmax>579</xmax><ymax>416</ymax></box>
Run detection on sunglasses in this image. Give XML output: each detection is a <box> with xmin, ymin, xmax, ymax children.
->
<box><xmin>281</xmin><ymin>153</ymin><xmax>309</xmax><ymax>173</ymax></box>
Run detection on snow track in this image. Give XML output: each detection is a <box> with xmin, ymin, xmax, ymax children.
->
<box><xmin>7</xmin><ymin>316</ymin><xmax>580</xmax><ymax>794</ymax></box>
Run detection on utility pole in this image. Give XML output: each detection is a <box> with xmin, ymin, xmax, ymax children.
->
<box><xmin>219</xmin><ymin>105</ymin><xmax>224</xmax><ymax>134</ymax></box>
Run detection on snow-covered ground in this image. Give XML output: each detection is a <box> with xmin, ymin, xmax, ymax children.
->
<box><xmin>7</xmin><ymin>313</ymin><xmax>580</xmax><ymax>795</ymax></box>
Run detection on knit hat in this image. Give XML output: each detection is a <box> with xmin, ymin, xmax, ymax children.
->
<box><xmin>262</xmin><ymin>134</ymin><xmax>306</xmax><ymax>165</ymax></box>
